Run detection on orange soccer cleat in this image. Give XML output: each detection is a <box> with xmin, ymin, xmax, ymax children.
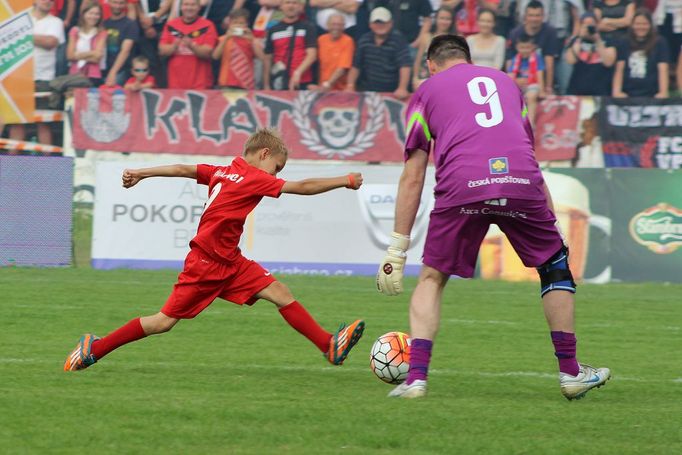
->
<box><xmin>63</xmin><ymin>334</ymin><xmax>99</xmax><ymax>371</ymax></box>
<box><xmin>326</xmin><ymin>320</ymin><xmax>365</xmax><ymax>365</ymax></box>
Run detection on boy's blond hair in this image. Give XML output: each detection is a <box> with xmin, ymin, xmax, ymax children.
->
<box><xmin>132</xmin><ymin>55</ymin><xmax>150</xmax><ymax>67</ymax></box>
<box><xmin>243</xmin><ymin>128</ymin><xmax>289</xmax><ymax>157</ymax></box>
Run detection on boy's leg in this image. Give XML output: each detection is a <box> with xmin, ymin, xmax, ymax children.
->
<box><xmin>258</xmin><ymin>281</ymin><xmax>332</xmax><ymax>352</ymax></box>
<box><xmin>64</xmin><ymin>312</ymin><xmax>178</xmax><ymax>371</ymax></box>
<box><xmin>255</xmin><ymin>281</ymin><xmax>364</xmax><ymax>365</ymax></box>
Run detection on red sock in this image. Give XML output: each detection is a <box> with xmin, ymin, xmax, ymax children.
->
<box><xmin>90</xmin><ymin>318</ymin><xmax>147</xmax><ymax>360</ymax></box>
<box><xmin>278</xmin><ymin>301</ymin><xmax>332</xmax><ymax>353</ymax></box>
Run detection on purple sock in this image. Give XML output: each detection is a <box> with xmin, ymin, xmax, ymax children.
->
<box><xmin>406</xmin><ymin>338</ymin><xmax>433</xmax><ymax>384</ymax></box>
<box><xmin>551</xmin><ymin>331</ymin><xmax>579</xmax><ymax>376</ymax></box>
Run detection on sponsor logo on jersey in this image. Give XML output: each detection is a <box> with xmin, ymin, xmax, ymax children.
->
<box><xmin>489</xmin><ymin>157</ymin><xmax>509</xmax><ymax>174</ymax></box>
<box><xmin>629</xmin><ymin>203</ymin><xmax>682</xmax><ymax>254</ymax></box>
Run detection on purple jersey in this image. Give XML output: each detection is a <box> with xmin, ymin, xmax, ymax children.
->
<box><xmin>404</xmin><ymin>63</ymin><xmax>546</xmax><ymax>209</ymax></box>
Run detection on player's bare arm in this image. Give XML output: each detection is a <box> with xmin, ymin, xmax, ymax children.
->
<box><xmin>281</xmin><ymin>173</ymin><xmax>362</xmax><ymax>195</ymax></box>
<box><xmin>376</xmin><ymin>149</ymin><xmax>428</xmax><ymax>296</ymax></box>
<box><xmin>394</xmin><ymin>150</ymin><xmax>428</xmax><ymax>235</ymax></box>
<box><xmin>122</xmin><ymin>164</ymin><xmax>198</xmax><ymax>188</ymax></box>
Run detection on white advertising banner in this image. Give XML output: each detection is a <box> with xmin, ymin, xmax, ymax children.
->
<box><xmin>92</xmin><ymin>161</ymin><xmax>436</xmax><ymax>275</ymax></box>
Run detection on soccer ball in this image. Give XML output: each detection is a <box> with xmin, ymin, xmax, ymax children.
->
<box><xmin>370</xmin><ymin>331</ymin><xmax>411</xmax><ymax>384</ymax></box>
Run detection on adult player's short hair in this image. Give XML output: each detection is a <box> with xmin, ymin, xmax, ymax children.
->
<box><xmin>244</xmin><ymin>128</ymin><xmax>289</xmax><ymax>157</ymax></box>
<box><xmin>427</xmin><ymin>34</ymin><xmax>472</xmax><ymax>65</ymax></box>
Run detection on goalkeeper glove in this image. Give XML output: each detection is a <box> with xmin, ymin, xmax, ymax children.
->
<box><xmin>376</xmin><ymin>232</ymin><xmax>410</xmax><ymax>296</ymax></box>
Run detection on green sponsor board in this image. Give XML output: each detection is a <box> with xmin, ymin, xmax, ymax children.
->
<box><xmin>610</xmin><ymin>169</ymin><xmax>682</xmax><ymax>282</ymax></box>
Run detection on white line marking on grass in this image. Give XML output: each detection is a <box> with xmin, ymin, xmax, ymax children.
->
<box><xmin>4</xmin><ymin>358</ymin><xmax>679</xmax><ymax>385</ymax></box>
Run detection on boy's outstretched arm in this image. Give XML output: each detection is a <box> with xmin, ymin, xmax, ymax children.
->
<box><xmin>122</xmin><ymin>165</ymin><xmax>198</xmax><ymax>188</ymax></box>
<box><xmin>281</xmin><ymin>172</ymin><xmax>363</xmax><ymax>195</ymax></box>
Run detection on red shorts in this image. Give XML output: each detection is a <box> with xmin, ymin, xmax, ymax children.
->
<box><xmin>161</xmin><ymin>248</ymin><xmax>276</xmax><ymax>319</ymax></box>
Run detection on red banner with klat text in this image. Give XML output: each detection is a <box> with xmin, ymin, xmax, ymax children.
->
<box><xmin>71</xmin><ymin>88</ymin><xmax>410</xmax><ymax>161</ymax></box>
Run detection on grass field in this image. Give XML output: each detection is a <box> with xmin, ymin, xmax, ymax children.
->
<box><xmin>1</xmin><ymin>268</ymin><xmax>681</xmax><ymax>454</ymax></box>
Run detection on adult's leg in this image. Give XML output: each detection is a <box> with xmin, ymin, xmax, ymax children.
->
<box><xmin>542</xmin><ymin>290</ymin><xmax>575</xmax><ymax>333</ymax></box>
<box><xmin>36</xmin><ymin>123</ymin><xmax>53</xmax><ymax>145</ymax></box>
<box><xmin>404</xmin><ymin>265</ymin><xmax>449</xmax><ymax>386</ymax></box>
<box><xmin>409</xmin><ymin>265</ymin><xmax>450</xmax><ymax>341</ymax></box>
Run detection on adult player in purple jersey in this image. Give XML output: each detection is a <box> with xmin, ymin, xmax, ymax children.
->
<box><xmin>375</xmin><ymin>35</ymin><xmax>610</xmax><ymax>400</ymax></box>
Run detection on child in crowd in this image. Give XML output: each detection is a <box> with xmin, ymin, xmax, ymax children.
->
<box><xmin>124</xmin><ymin>55</ymin><xmax>157</xmax><ymax>91</ymax></box>
<box><xmin>508</xmin><ymin>33</ymin><xmax>545</xmax><ymax>125</ymax></box>
<box><xmin>212</xmin><ymin>8</ymin><xmax>264</xmax><ymax>90</ymax></box>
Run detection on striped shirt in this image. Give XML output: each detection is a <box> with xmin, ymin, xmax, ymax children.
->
<box><xmin>352</xmin><ymin>30</ymin><xmax>411</xmax><ymax>92</ymax></box>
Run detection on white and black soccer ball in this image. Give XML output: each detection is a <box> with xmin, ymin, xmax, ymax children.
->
<box><xmin>370</xmin><ymin>331</ymin><xmax>411</xmax><ymax>384</ymax></box>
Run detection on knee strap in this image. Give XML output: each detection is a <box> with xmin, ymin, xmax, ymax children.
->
<box><xmin>537</xmin><ymin>246</ymin><xmax>576</xmax><ymax>297</ymax></box>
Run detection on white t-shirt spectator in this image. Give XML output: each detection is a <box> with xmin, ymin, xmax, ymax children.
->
<box><xmin>34</xmin><ymin>13</ymin><xmax>65</xmax><ymax>81</ymax></box>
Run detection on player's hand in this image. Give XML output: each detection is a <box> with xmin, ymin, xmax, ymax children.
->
<box><xmin>376</xmin><ymin>232</ymin><xmax>410</xmax><ymax>296</ymax></box>
<box><xmin>122</xmin><ymin>169</ymin><xmax>142</xmax><ymax>188</ymax></box>
<box><xmin>346</xmin><ymin>173</ymin><xmax>363</xmax><ymax>189</ymax></box>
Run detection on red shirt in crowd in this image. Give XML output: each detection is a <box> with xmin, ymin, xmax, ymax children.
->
<box><xmin>124</xmin><ymin>74</ymin><xmax>157</xmax><ymax>88</ymax></box>
<box><xmin>191</xmin><ymin>157</ymin><xmax>285</xmax><ymax>263</ymax></box>
<box><xmin>264</xmin><ymin>20</ymin><xmax>317</xmax><ymax>84</ymax></box>
<box><xmin>160</xmin><ymin>16</ymin><xmax>218</xmax><ymax>89</ymax></box>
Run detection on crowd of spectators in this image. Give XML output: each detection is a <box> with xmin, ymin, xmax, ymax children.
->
<box><xmin>8</xmin><ymin>0</ymin><xmax>682</xmax><ymax>145</ymax></box>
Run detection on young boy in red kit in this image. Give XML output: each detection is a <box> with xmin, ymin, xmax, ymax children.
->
<box><xmin>64</xmin><ymin>128</ymin><xmax>365</xmax><ymax>371</ymax></box>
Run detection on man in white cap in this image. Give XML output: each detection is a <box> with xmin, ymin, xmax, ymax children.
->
<box><xmin>345</xmin><ymin>6</ymin><xmax>411</xmax><ymax>99</ymax></box>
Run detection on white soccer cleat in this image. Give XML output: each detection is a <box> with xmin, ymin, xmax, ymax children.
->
<box><xmin>560</xmin><ymin>364</ymin><xmax>611</xmax><ymax>400</ymax></box>
<box><xmin>388</xmin><ymin>379</ymin><xmax>427</xmax><ymax>399</ymax></box>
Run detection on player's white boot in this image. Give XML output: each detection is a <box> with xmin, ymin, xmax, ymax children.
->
<box><xmin>388</xmin><ymin>379</ymin><xmax>427</xmax><ymax>398</ymax></box>
<box><xmin>560</xmin><ymin>364</ymin><xmax>611</xmax><ymax>400</ymax></box>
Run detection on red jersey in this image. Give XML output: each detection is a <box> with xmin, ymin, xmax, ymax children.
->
<box><xmin>191</xmin><ymin>157</ymin><xmax>285</xmax><ymax>263</ymax></box>
<box><xmin>125</xmin><ymin>74</ymin><xmax>156</xmax><ymax>87</ymax></box>
<box><xmin>160</xmin><ymin>17</ymin><xmax>218</xmax><ymax>89</ymax></box>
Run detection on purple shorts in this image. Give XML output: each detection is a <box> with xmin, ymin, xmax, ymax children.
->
<box><xmin>422</xmin><ymin>198</ymin><xmax>564</xmax><ymax>278</ymax></box>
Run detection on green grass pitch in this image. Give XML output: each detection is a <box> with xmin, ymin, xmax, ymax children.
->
<box><xmin>1</xmin><ymin>268</ymin><xmax>681</xmax><ymax>454</ymax></box>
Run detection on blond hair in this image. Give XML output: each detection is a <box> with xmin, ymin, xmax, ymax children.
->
<box><xmin>243</xmin><ymin>128</ymin><xmax>289</xmax><ymax>157</ymax></box>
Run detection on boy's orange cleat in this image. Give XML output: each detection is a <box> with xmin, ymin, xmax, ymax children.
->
<box><xmin>326</xmin><ymin>320</ymin><xmax>365</xmax><ymax>365</ymax></box>
<box><xmin>63</xmin><ymin>334</ymin><xmax>99</xmax><ymax>371</ymax></box>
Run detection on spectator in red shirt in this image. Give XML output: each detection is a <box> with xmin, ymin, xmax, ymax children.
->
<box><xmin>159</xmin><ymin>0</ymin><xmax>217</xmax><ymax>89</ymax></box>
<box><xmin>124</xmin><ymin>55</ymin><xmax>157</xmax><ymax>90</ymax></box>
<box><xmin>263</xmin><ymin>0</ymin><xmax>317</xmax><ymax>91</ymax></box>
